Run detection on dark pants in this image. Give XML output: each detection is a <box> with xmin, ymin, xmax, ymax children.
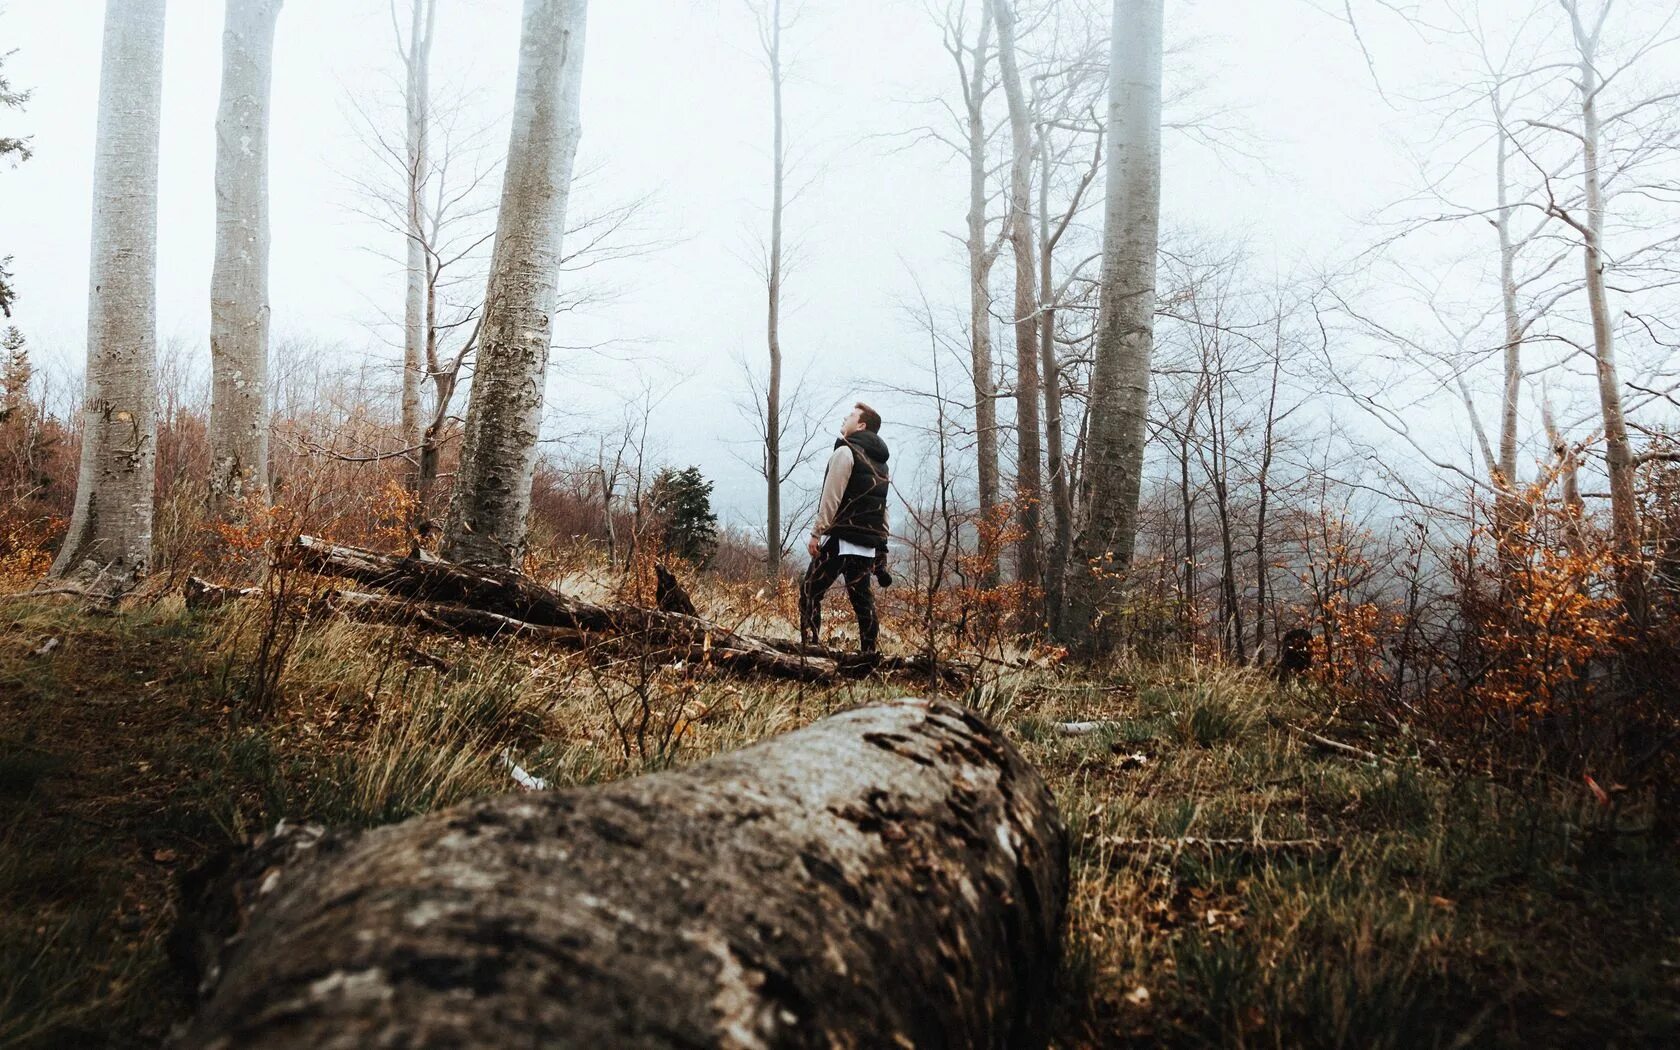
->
<box><xmin>800</xmin><ymin>538</ymin><xmax>877</xmax><ymax>653</ymax></box>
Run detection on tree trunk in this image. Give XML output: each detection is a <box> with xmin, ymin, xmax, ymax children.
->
<box><xmin>964</xmin><ymin>1</ymin><xmax>1001</xmax><ymax>567</ymax></box>
<box><xmin>1061</xmin><ymin>0</ymin><xmax>1164</xmax><ymax>653</ymax></box>
<box><xmin>988</xmin><ymin>0</ymin><xmax>1044</xmax><ymax>628</ymax></box>
<box><xmin>1252</xmin><ymin>325</ymin><xmax>1281</xmax><ymax>658</ymax></box>
<box><xmin>1566</xmin><ymin>2</ymin><xmax>1644</xmax><ymax>618</ymax></box>
<box><xmin>1038</xmin><ymin>126</ymin><xmax>1074</xmax><ymax>638</ymax></box>
<box><xmin>764</xmin><ymin>0</ymin><xmax>785</xmax><ymax>577</ymax></box>
<box><xmin>1487</xmin><ymin>93</ymin><xmax>1531</xmax><ymax>580</ymax></box>
<box><xmin>177</xmin><ymin>698</ymin><xmax>1067</xmax><ymax>1049</ymax></box>
<box><xmin>1542</xmin><ymin>389</ymin><xmax>1584</xmax><ymax>549</ymax></box>
<box><xmin>208</xmin><ymin>0</ymin><xmax>281</xmax><ymax>514</ymax></box>
<box><xmin>50</xmin><ymin>0</ymin><xmax>168</xmax><ymax>585</ymax></box>
<box><xmin>401</xmin><ymin>0</ymin><xmax>436</xmax><ymax>503</ymax></box>
<box><xmin>1492</xmin><ymin>97</ymin><xmax>1521</xmax><ymax>496</ymax></box>
<box><xmin>441</xmin><ymin>0</ymin><xmax>588</xmax><ymax>566</ymax></box>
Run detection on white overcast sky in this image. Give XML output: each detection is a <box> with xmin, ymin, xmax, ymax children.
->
<box><xmin>0</xmin><ymin>0</ymin><xmax>1541</xmax><ymax>527</ymax></box>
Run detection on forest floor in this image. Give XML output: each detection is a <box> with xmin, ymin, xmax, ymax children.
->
<box><xmin>1</xmin><ymin>585</ymin><xmax>1678</xmax><ymax>1048</ymax></box>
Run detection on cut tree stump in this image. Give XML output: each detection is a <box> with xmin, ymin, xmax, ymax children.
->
<box><xmin>175</xmin><ymin>698</ymin><xmax>1068</xmax><ymax>1049</ymax></box>
<box><xmin>286</xmin><ymin>537</ymin><xmax>967</xmax><ymax>686</ymax></box>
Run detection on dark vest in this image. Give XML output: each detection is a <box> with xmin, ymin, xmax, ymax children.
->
<box><xmin>829</xmin><ymin>431</ymin><xmax>890</xmax><ymax>549</ymax></box>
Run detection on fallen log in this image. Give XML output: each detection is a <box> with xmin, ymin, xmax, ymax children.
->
<box><xmin>176</xmin><ymin>698</ymin><xmax>1068</xmax><ymax>1049</ymax></box>
<box><xmin>323</xmin><ymin>586</ymin><xmax>843</xmax><ymax>682</ymax></box>
<box><xmin>290</xmin><ymin>537</ymin><xmax>963</xmax><ymax>685</ymax></box>
<box><xmin>755</xmin><ymin>637</ymin><xmax>970</xmax><ymax>687</ymax></box>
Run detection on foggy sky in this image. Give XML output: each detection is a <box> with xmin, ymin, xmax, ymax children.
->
<box><xmin>0</xmin><ymin>1</ymin><xmax>1489</xmax><ymax>531</ymax></box>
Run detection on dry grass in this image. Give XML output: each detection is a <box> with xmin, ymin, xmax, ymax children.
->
<box><xmin>1</xmin><ymin>586</ymin><xmax>1677</xmax><ymax>1048</ymax></box>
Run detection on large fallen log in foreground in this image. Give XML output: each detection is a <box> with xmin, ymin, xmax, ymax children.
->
<box><xmin>288</xmin><ymin>536</ymin><xmax>967</xmax><ymax>685</ymax></box>
<box><xmin>176</xmin><ymin>698</ymin><xmax>1068</xmax><ymax>1049</ymax></box>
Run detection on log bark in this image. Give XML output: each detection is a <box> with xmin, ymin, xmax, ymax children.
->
<box><xmin>176</xmin><ymin>698</ymin><xmax>1068</xmax><ymax>1049</ymax></box>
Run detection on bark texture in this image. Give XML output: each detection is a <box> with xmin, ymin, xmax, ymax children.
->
<box><xmin>176</xmin><ymin>698</ymin><xmax>1068</xmax><ymax>1049</ymax></box>
<box><xmin>441</xmin><ymin>0</ymin><xmax>587</xmax><ymax>566</ymax></box>
<box><xmin>50</xmin><ymin>0</ymin><xmax>168</xmax><ymax>583</ymax></box>
<box><xmin>1061</xmin><ymin>0</ymin><xmax>1164</xmax><ymax>652</ymax></box>
<box><xmin>209</xmin><ymin>0</ymin><xmax>282</xmax><ymax>511</ymax></box>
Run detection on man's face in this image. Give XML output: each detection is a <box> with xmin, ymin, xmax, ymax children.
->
<box><xmin>841</xmin><ymin>408</ymin><xmax>864</xmax><ymax>436</ymax></box>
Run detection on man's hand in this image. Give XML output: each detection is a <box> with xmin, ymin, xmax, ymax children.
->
<box><xmin>807</xmin><ymin>534</ymin><xmax>821</xmax><ymax>558</ymax></box>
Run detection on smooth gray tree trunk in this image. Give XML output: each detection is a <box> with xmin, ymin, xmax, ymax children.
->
<box><xmin>963</xmin><ymin>1</ymin><xmax>1002</xmax><ymax>563</ymax></box>
<box><xmin>50</xmin><ymin>0</ymin><xmax>168</xmax><ymax>584</ymax></box>
<box><xmin>1563</xmin><ymin>0</ymin><xmax>1643</xmax><ymax>617</ymax></box>
<box><xmin>208</xmin><ymin>0</ymin><xmax>282</xmax><ymax>512</ymax></box>
<box><xmin>988</xmin><ymin>0</ymin><xmax>1045</xmax><ymax>627</ymax></box>
<box><xmin>441</xmin><ymin>0</ymin><xmax>587</xmax><ymax>566</ymax></box>
<box><xmin>1061</xmin><ymin>0</ymin><xmax>1164</xmax><ymax>652</ymax></box>
<box><xmin>176</xmin><ymin>698</ymin><xmax>1067</xmax><ymax>1049</ymax></box>
<box><xmin>401</xmin><ymin>0</ymin><xmax>436</xmax><ymax>501</ymax></box>
<box><xmin>764</xmin><ymin>0</ymin><xmax>785</xmax><ymax>577</ymax></box>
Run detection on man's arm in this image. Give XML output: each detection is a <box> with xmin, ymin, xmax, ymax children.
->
<box><xmin>809</xmin><ymin>446</ymin><xmax>853</xmax><ymax>546</ymax></box>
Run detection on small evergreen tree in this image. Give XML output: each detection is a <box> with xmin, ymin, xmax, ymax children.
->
<box><xmin>650</xmin><ymin>466</ymin><xmax>719</xmax><ymax>565</ymax></box>
<box><xmin>0</xmin><ymin>326</ymin><xmax>30</xmax><ymax>420</ymax></box>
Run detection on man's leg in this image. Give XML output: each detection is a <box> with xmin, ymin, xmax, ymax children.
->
<box><xmin>841</xmin><ymin>556</ymin><xmax>878</xmax><ymax>654</ymax></box>
<box><xmin>799</xmin><ymin>540</ymin><xmax>844</xmax><ymax>646</ymax></box>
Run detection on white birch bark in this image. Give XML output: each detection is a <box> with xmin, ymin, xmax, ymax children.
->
<box><xmin>50</xmin><ymin>0</ymin><xmax>168</xmax><ymax>584</ymax></box>
<box><xmin>401</xmin><ymin>0</ymin><xmax>436</xmax><ymax>496</ymax></box>
<box><xmin>1061</xmin><ymin>0</ymin><xmax>1164</xmax><ymax>648</ymax></box>
<box><xmin>209</xmin><ymin>0</ymin><xmax>282</xmax><ymax>511</ymax></box>
<box><xmin>440</xmin><ymin>0</ymin><xmax>587</xmax><ymax>566</ymax></box>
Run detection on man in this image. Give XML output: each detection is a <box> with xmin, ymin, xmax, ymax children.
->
<box><xmin>800</xmin><ymin>402</ymin><xmax>891</xmax><ymax>655</ymax></box>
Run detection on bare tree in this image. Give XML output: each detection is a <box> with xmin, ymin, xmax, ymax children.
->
<box><xmin>1557</xmin><ymin>0</ymin><xmax>1644</xmax><ymax>615</ymax></box>
<box><xmin>954</xmin><ymin>0</ymin><xmax>1004</xmax><ymax>545</ymax></box>
<box><xmin>441</xmin><ymin>0</ymin><xmax>588</xmax><ymax>566</ymax></box>
<box><xmin>747</xmin><ymin>0</ymin><xmax>791</xmax><ymax>577</ymax></box>
<box><xmin>988</xmin><ymin>0</ymin><xmax>1045</xmax><ymax>625</ymax></box>
<box><xmin>1061</xmin><ymin>0</ymin><xmax>1165</xmax><ymax>651</ymax></box>
<box><xmin>399</xmin><ymin>0</ymin><xmax>438</xmax><ymax>498</ymax></box>
<box><xmin>50</xmin><ymin>0</ymin><xmax>168</xmax><ymax>585</ymax></box>
<box><xmin>209</xmin><ymin>0</ymin><xmax>283</xmax><ymax>513</ymax></box>
<box><xmin>733</xmin><ymin>354</ymin><xmax>834</xmax><ymax>562</ymax></box>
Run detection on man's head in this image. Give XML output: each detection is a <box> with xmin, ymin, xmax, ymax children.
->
<box><xmin>842</xmin><ymin>402</ymin><xmax>882</xmax><ymax>437</ymax></box>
